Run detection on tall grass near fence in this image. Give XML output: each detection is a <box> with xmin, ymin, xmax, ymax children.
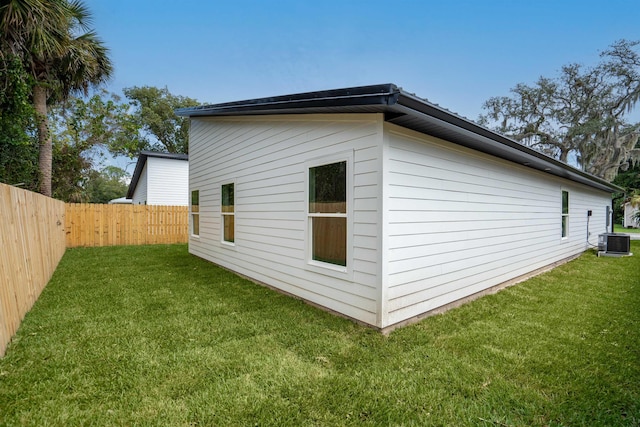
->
<box><xmin>0</xmin><ymin>183</ymin><xmax>66</xmax><ymax>357</ymax></box>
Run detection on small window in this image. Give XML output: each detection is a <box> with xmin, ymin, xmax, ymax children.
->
<box><xmin>308</xmin><ymin>161</ymin><xmax>347</xmax><ymax>267</ymax></box>
<box><xmin>221</xmin><ymin>183</ymin><xmax>234</xmax><ymax>243</ymax></box>
<box><xmin>191</xmin><ymin>190</ymin><xmax>199</xmax><ymax>237</ymax></box>
<box><xmin>561</xmin><ymin>190</ymin><xmax>569</xmax><ymax>238</ymax></box>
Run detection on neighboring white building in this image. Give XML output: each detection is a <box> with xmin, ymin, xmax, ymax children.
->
<box><xmin>623</xmin><ymin>202</ymin><xmax>639</xmax><ymax>228</ymax></box>
<box><xmin>176</xmin><ymin>84</ymin><xmax>621</xmax><ymax>331</ymax></box>
<box><xmin>126</xmin><ymin>151</ymin><xmax>189</xmax><ymax>205</ymax></box>
<box><xmin>108</xmin><ymin>197</ymin><xmax>133</xmax><ymax>204</ymax></box>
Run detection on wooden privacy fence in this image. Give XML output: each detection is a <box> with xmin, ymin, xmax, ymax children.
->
<box><xmin>1</xmin><ymin>191</ymin><xmax>188</xmax><ymax>356</ymax></box>
<box><xmin>65</xmin><ymin>204</ymin><xmax>189</xmax><ymax>247</ymax></box>
<box><xmin>0</xmin><ymin>183</ymin><xmax>66</xmax><ymax>357</ymax></box>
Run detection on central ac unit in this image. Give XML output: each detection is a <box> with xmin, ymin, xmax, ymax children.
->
<box><xmin>598</xmin><ymin>233</ymin><xmax>631</xmax><ymax>255</ymax></box>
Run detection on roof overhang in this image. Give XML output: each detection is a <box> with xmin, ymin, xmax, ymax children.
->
<box><xmin>176</xmin><ymin>84</ymin><xmax>622</xmax><ymax>193</ymax></box>
<box><xmin>126</xmin><ymin>150</ymin><xmax>189</xmax><ymax>199</ymax></box>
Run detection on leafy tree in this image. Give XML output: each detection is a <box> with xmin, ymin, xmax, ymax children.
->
<box><xmin>0</xmin><ymin>0</ymin><xmax>113</xmax><ymax>197</ymax></box>
<box><xmin>479</xmin><ymin>40</ymin><xmax>640</xmax><ymax>181</ymax></box>
<box><xmin>612</xmin><ymin>150</ymin><xmax>640</xmax><ymax>222</ymax></box>
<box><xmin>0</xmin><ymin>52</ymin><xmax>38</xmax><ymax>189</ymax></box>
<box><xmin>85</xmin><ymin>166</ymin><xmax>129</xmax><ymax>203</ymax></box>
<box><xmin>116</xmin><ymin>86</ymin><xmax>199</xmax><ymax>156</ymax></box>
<box><xmin>55</xmin><ymin>90</ymin><xmax>142</xmax><ymax>152</ymax></box>
<box><xmin>47</xmin><ymin>91</ymin><xmax>136</xmax><ymax>202</ymax></box>
<box><xmin>613</xmin><ymin>161</ymin><xmax>640</xmax><ymax>190</ymax></box>
<box><xmin>51</xmin><ymin>138</ymin><xmax>91</xmax><ymax>202</ymax></box>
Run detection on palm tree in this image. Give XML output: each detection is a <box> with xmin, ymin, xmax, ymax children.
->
<box><xmin>0</xmin><ymin>0</ymin><xmax>112</xmax><ymax>197</ymax></box>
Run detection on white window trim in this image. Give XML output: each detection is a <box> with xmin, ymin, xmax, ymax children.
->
<box><xmin>221</xmin><ymin>181</ymin><xmax>236</xmax><ymax>247</ymax></box>
<box><xmin>190</xmin><ymin>189</ymin><xmax>200</xmax><ymax>238</ymax></box>
<box><xmin>561</xmin><ymin>189</ymin><xmax>569</xmax><ymax>240</ymax></box>
<box><xmin>304</xmin><ymin>151</ymin><xmax>354</xmax><ymax>279</ymax></box>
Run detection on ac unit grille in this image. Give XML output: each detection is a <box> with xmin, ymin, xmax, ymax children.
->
<box><xmin>606</xmin><ymin>234</ymin><xmax>630</xmax><ymax>253</ymax></box>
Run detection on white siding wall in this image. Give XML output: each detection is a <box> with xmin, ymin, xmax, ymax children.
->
<box><xmin>624</xmin><ymin>203</ymin><xmax>639</xmax><ymax>228</ymax></box>
<box><xmin>131</xmin><ymin>163</ymin><xmax>148</xmax><ymax>205</ymax></box>
<box><xmin>189</xmin><ymin>114</ymin><xmax>383</xmax><ymax>326</ymax></box>
<box><xmin>146</xmin><ymin>157</ymin><xmax>189</xmax><ymax>206</ymax></box>
<box><xmin>383</xmin><ymin>125</ymin><xmax>612</xmax><ymax>327</ymax></box>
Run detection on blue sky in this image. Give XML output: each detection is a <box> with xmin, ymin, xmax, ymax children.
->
<box><xmin>84</xmin><ymin>0</ymin><xmax>640</xmax><ymax>170</ymax></box>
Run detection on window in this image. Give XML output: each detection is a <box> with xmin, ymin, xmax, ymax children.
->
<box><xmin>191</xmin><ymin>190</ymin><xmax>199</xmax><ymax>237</ymax></box>
<box><xmin>221</xmin><ymin>183</ymin><xmax>234</xmax><ymax>243</ymax></box>
<box><xmin>561</xmin><ymin>190</ymin><xmax>569</xmax><ymax>238</ymax></box>
<box><xmin>308</xmin><ymin>161</ymin><xmax>347</xmax><ymax>267</ymax></box>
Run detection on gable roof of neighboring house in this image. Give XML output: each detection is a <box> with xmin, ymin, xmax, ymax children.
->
<box><xmin>126</xmin><ymin>150</ymin><xmax>189</xmax><ymax>199</ymax></box>
<box><xmin>176</xmin><ymin>83</ymin><xmax>621</xmax><ymax>193</ymax></box>
<box><xmin>108</xmin><ymin>196</ymin><xmax>133</xmax><ymax>204</ymax></box>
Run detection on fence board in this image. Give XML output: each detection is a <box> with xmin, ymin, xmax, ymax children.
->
<box><xmin>0</xmin><ymin>183</ymin><xmax>66</xmax><ymax>357</ymax></box>
<box><xmin>65</xmin><ymin>204</ymin><xmax>189</xmax><ymax>247</ymax></box>
<box><xmin>2</xmin><ymin>198</ymin><xmax>188</xmax><ymax>357</ymax></box>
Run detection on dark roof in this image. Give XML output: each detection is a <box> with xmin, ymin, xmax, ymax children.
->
<box><xmin>175</xmin><ymin>83</ymin><xmax>622</xmax><ymax>193</ymax></box>
<box><xmin>126</xmin><ymin>151</ymin><xmax>188</xmax><ymax>199</ymax></box>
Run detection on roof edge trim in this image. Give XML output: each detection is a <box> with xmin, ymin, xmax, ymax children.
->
<box><xmin>174</xmin><ymin>84</ymin><xmax>622</xmax><ymax>194</ymax></box>
<box><xmin>176</xmin><ymin>83</ymin><xmax>400</xmax><ymax>117</ymax></box>
<box><xmin>394</xmin><ymin>91</ymin><xmax>622</xmax><ymax>193</ymax></box>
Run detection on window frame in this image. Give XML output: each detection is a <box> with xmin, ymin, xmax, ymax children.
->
<box><xmin>190</xmin><ymin>189</ymin><xmax>200</xmax><ymax>238</ymax></box>
<box><xmin>561</xmin><ymin>189</ymin><xmax>569</xmax><ymax>239</ymax></box>
<box><xmin>221</xmin><ymin>181</ymin><xmax>235</xmax><ymax>246</ymax></box>
<box><xmin>305</xmin><ymin>151</ymin><xmax>353</xmax><ymax>278</ymax></box>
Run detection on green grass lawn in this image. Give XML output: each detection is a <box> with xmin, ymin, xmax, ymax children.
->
<box><xmin>1</xmin><ymin>244</ymin><xmax>639</xmax><ymax>426</ymax></box>
<box><xmin>615</xmin><ymin>224</ymin><xmax>640</xmax><ymax>233</ymax></box>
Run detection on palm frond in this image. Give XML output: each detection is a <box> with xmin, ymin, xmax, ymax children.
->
<box><xmin>0</xmin><ymin>0</ymin><xmax>69</xmax><ymax>57</ymax></box>
<box><xmin>55</xmin><ymin>29</ymin><xmax>112</xmax><ymax>98</ymax></box>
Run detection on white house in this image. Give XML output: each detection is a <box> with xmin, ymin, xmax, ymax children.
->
<box><xmin>108</xmin><ymin>196</ymin><xmax>133</xmax><ymax>204</ymax></box>
<box><xmin>126</xmin><ymin>151</ymin><xmax>189</xmax><ymax>205</ymax></box>
<box><xmin>176</xmin><ymin>84</ymin><xmax>621</xmax><ymax>331</ymax></box>
<box><xmin>623</xmin><ymin>202</ymin><xmax>639</xmax><ymax>228</ymax></box>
